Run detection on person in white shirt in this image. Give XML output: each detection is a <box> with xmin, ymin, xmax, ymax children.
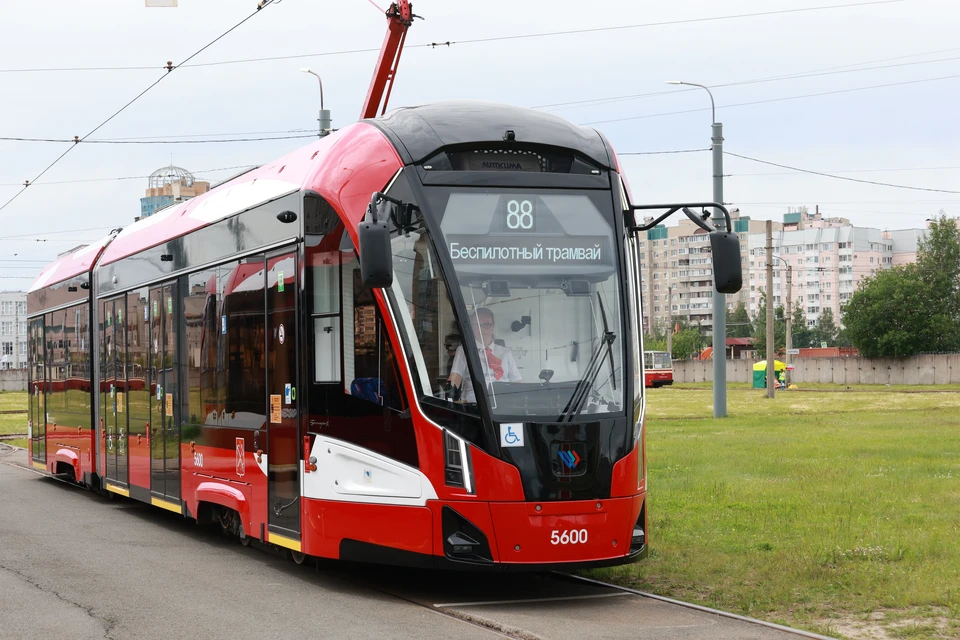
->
<box><xmin>447</xmin><ymin>307</ymin><xmax>521</xmax><ymax>402</ymax></box>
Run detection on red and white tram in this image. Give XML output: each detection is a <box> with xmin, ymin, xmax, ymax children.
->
<box><xmin>643</xmin><ymin>351</ymin><xmax>674</xmax><ymax>388</ymax></box>
<box><xmin>25</xmin><ymin>3</ymin><xmax>741</xmax><ymax>570</ymax></box>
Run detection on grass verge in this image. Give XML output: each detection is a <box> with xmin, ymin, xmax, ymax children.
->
<box><xmin>588</xmin><ymin>386</ymin><xmax>960</xmax><ymax>640</ymax></box>
<box><xmin>0</xmin><ymin>390</ymin><xmax>27</xmax><ymax>436</ymax></box>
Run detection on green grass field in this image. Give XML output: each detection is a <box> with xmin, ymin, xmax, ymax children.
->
<box><xmin>590</xmin><ymin>385</ymin><xmax>960</xmax><ymax>640</ymax></box>
<box><xmin>0</xmin><ymin>390</ymin><xmax>28</xmax><ymax>449</ymax></box>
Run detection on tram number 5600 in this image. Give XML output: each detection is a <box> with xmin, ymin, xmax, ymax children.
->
<box><xmin>550</xmin><ymin>529</ymin><xmax>588</xmax><ymax>545</ymax></box>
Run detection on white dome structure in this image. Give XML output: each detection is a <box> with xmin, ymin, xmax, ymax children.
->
<box><xmin>148</xmin><ymin>165</ymin><xmax>196</xmax><ymax>189</ymax></box>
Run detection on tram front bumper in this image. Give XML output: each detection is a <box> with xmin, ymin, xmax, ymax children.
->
<box><xmin>441</xmin><ymin>494</ymin><xmax>645</xmax><ymax>568</ymax></box>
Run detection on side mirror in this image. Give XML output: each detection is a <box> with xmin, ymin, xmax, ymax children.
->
<box><xmin>358</xmin><ymin>197</ymin><xmax>395</xmax><ymax>288</ymax></box>
<box><xmin>709</xmin><ymin>230</ymin><xmax>742</xmax><ymax>294</ymax></box>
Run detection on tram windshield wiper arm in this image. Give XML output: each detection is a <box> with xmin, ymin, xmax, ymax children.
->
<box><xmin>561</xmin><ymin>293</ymin><xmax>616</xmax><ymax>422</ymax></box>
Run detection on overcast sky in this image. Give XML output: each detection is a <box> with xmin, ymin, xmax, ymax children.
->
<box><xmin>2</xmin><ymin>0</ymin><xmax>957</xmax><ymax>291</ymax></box>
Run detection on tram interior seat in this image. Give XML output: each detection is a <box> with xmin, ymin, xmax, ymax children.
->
<box><xmin>350</xmin><ymin>377</ymin><xmax>393</xmax><ymax>407</ymax></box>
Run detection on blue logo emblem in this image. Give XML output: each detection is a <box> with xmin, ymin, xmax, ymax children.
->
<box><xmin>558</xmin><ymin>449</ymin><xmax>581</xmax><ymax>469</ymax></box>
<box><xmin>552</xmin><ymin>443</ymin><xmax>587</xmax><ymax>477</ymax></box>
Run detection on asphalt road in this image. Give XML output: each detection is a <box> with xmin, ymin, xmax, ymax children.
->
<box><xmin>0</xmin><ymin>446</ymin><xmax>827</xmax><ymax>640</ymax></box>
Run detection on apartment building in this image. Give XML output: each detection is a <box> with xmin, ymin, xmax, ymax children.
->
<box><xmin>637</xmin><ymin>209</ymin><xmax>775</xmax><ymax>337</ymax></box>
<box><xmin>743</xmin><ymin>212</ymin><xmax>926</xmax><ymax>328</ymax></box>
<box><xmin>639</xmin><ymin>208</ymin><xmax>929</xmax><ymax>335</ymax></box>
<box><xmin>0</xmin><ymin>291</ymin><xmax>27</xmax><ymax>369</ymax></box>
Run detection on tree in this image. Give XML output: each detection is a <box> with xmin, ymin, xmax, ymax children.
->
<box><xmin>728</xmin><ymin>302</ymin><xmax>752</xmax><ymax>338</ymax></box>
<box><xmin>843</xmin><ymin>214</ymin><xmax>960</xmax><ymax>356</ymax></box>
<box><xmin>842</xmin><ymin>264</ymin><xmax>931</xmax><ymax>357</ymax></box>
<box><xmin>643</xmin><ymin>317</ymin><xmax>669</xmax><ymax>352</ymax></box>
<box><xmin>790</xmin><ymin>300</ymin><xmax>815</xmax><ymax>349</ymax></box>
<box><xmin>751</xmin><ymin>291</ymin><xmax>786</xmax><ymax>359</ymax></box>
<box><xmin>915</xmin><ymin>212</ymin><xmax>960</xmax><ymax>352</ymax></box>
<box><xmin>670</xmin><ymin>326</ymin><xmax>703</xmax><ymax>360</ymax></box>
<box><xmin>834</xmin><ymin>323</ymin><xmax>853</xmax><ymax>348</ymax></box>
<box><xmin>813</xmin><ymin>307</ymin><xmax>839</xmax><ymax>346</ymax></box>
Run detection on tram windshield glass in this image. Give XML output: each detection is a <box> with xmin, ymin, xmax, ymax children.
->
<box><xmin>390</xmin><ymin>187</ymin><xmax>625</xmax><ymax>421</ymax></box>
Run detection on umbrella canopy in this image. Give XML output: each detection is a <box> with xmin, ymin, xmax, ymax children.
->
<box><xmin>753</xmin><ymin>360</ymin><xmax>786</xmax><ymax>371</ymax></box>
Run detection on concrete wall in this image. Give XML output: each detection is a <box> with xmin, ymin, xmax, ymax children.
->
<box><xmin>0</xmin><ymin>369</ymin><xmax>26</xmax><ymax>392</ymax></box>
<box><xmin>674</xmin><ymin>354</ymin><xmax>960</xmax><ymax>385</ymax></box>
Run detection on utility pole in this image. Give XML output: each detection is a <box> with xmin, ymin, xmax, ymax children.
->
<box><xmin>666</xmin><ymin>79</ymin><xmax>727</xmax><ymax>417</ymax></box>
<box><xmin>711</xmin><ymin>117</ymin><xmax>727</xmax><ymax>415</ymax></box>
<box><xmin>784</xmin><ymin>263</ymin><xmax>792</xmax><ymax>382</ymax></box>
<box><xmin>14</xmin><ymin>299</ymin><xmax>19</xmax><ymax>370</ymax></box>
<box><xmin>666</xmin><ymin>285</ymin><xmax>673</xmax><ymax>357</ymax></box>
<box><xmin>766</xmin><ymin>220</ymin><xmax>775</xmax><ymax>398</ymax></box>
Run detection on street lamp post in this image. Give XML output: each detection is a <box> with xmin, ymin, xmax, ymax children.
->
<box><xmin>667</xmin><ymin>80</ymin><xmax>727</xmax><ymax>417</ymax></box>
<box><xmin>300</xmin><ymin>68</ymin><xmax>331</xmax><ymax>137</ymax></box>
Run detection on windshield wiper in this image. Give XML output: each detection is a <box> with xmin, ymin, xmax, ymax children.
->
<box><xmin>561</xmin><ymin>293</ymin><xmax>616</xmax><ymax>422</ymax></box>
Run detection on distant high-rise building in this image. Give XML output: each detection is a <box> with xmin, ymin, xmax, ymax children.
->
<box><xmin>638</xmin><ymin>208</ymin><xmax>772</xmax><ymax>338</ymax></box>
<box><xmin>744</xmin><ymin>211</ymin><xmax>927</xmax><ymax>330</ymax></box>
<box><xmin>139</xmin><ymin>165</ymin><xmax>210</xmax><ymax>219</ymax></box>
<box><xmin>0</xmin><ymin>291</ymin><xmax>27</xmax><ymax>370</ymax></box>
<box><xmin>637</xmin><ymin>207</ymin><xmax>930</xmax><ymax>337</ymax></box>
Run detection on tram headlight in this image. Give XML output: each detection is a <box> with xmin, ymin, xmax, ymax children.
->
<box><xmin>443</xmin><ymin>429</ymin><xmax>474</xmax><ymax>494</ymax></box>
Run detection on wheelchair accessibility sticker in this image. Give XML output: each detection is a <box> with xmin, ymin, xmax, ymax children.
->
<box><xmin>500</xmin><ymin>423</ymin><xmax>524</xmax><ymax>448</ymax></box>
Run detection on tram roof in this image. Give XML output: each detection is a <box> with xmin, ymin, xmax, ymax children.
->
<box><xmin>28</xmin><ymin>236</ymin><xmax>112</xmax><ymax>293</ymax></box>
<box><xmin>371</xmin><ymin>100</ymin><xmax>614</xmax><ymax>169</ymax></box>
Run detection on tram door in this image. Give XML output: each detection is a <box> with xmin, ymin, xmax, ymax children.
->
<box><xmin>149</xmin><ymin>282</ymin><xmax>180</xmax><ymax>504</ymax></box>
<box><xmin>102</xmin><ymin>296</ymin><xmax>128</xmax><ymax>486</ymax></box>
<box><xmin>266</xmin><ymin>250</ymin><xmax>300</xmax><ymax>539</ymax></box>
<box><xmin>29</xmin><ymin>318</ymin><xmax>46</xmax><ymax>467</ymax></box>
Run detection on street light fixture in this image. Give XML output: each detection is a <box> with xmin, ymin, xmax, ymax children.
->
<box><xmin>666</xmin><ymin>80</ymin><xmax>715</xmax><ymax>125</ymax></box>
<box><xmin>300</xmin><ymin>68</ymin><xmax>331</xmax><ymax>137</ymax></box>
<box><xmin>667</xmin><ymin>79</ymin><xmax>727</xmax><ymax>417</ymax></box>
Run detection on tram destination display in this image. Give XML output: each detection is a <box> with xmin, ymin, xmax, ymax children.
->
<box><xmin>442</xmin><ymin>194</ymin><xmax>614</xmax><ymax>270</ymax></box>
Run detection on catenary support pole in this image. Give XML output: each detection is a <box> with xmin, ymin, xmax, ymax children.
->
<box><xmin>667</xmin><ymin>285</ymin><xmax>673</xmax><ymax>357</ymax></box>
<box><xmin>712</xmin><ymin>121</ymin><xmax>727</xmax><ymax>416</ymax></box>
<box><xmin>785</xmin><ymin>264</ymin><xmax>792</xmax><ymax>382</ymax></box>
<box><xmin>766</xmin><ymin>220</ymin><xmax>775</xmax><ymax>399</ymax></box>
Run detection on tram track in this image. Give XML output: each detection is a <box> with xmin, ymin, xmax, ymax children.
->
<box><xmin>323</xmin><ymin>560</ymin><xmax>832</xmax><ymax>640</ymax></box>
<box><xmin>558</xmin><ymin>573</ymin><xmax>836</xmax><ymax>640</ymax></box>
<box><xmin>325</xmin><ymin>566</ymin><xmax>536</xmax><ymax>639</ymax></box>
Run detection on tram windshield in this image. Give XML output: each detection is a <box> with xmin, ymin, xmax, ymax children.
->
<box><xmin>644</xmin><ymin>351</ymin><xmax>672</xmax><ymax>370</ymax></box>
<box><xmin>389</xmin><ymin>187</ymin><xmax>625</xmax><ymax>421</ymax></box>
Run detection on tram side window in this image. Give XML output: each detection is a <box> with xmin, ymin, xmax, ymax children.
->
<box><xmin>308</xmin><ymin>226</ymin><xmax>341</xmax><ymax>384</ymax></box>
<box><xmin>45</xmin><ymin>311</ymin><xmax>66</xmax><ymax>417</ymax></box>
<box><xmin>389</xmin><ymin>228</ymin><xmax>462</xmax><ymax>406</ymax></box>
<box><xmin>29</xmin><ymin>318</ymin><xmax>45</xmax><ymax>460</ymax></box>
<box><xmin>184</xmin><ymin>268</ymin><xmax>218</xmax><ymax>430</ymax></box>
<box><xmin>126</xmin><ymin>290</ymin><xmax>149</xmax><ymax>437</ymax></box>
<box><xmin>220</xmin><ymin>258</ymin><xmax>267</xmax><ymax>427</ymax></box>
<box><xmin>343</xmin><ymin>262</ymin><xmax>405</xmax><ymax>412</ymax></box>
<box><xmin>67</xmin><ymin>303</ymin><xmax>91</xmax><ymax>428</ymax></box>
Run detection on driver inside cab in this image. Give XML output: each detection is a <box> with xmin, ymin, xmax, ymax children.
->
<box><xmin>447</xmin><ymin>307</ymin><xmax>522</xmax><ymax>402</ymax></box>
